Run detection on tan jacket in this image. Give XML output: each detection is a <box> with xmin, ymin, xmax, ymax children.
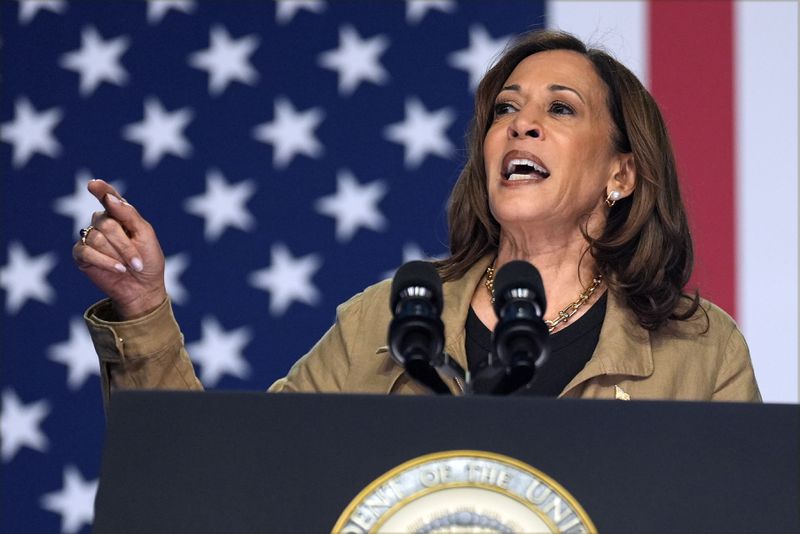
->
<box><xmin>85</xmin><ymin>256</ymin><xmax>761</xmax><ymax>407</ymax></box>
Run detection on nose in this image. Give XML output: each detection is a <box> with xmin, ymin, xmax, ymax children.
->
<box><xmin>507</xmin><ymin>113</ymin><xmax>542</xmax><ymax>140</ymax></box>
<box><xmin>510</xmin><ymin>128</ymin><xmax>541</xmax><ymax>139</ymax></box>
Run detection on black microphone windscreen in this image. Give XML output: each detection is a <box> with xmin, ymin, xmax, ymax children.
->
<box><xmin>390</xmin><ymin>261</ymin><xmax>443</xmax><ymax>312</ymax></box>
<box><xmin>493</xmin><ymin>260</ymin><xmax>546</xmax><ymax>314</ymax></box>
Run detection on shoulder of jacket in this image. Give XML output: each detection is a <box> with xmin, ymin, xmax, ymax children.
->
<box><xmin>335</xmin><ymin>278</ymin><xmax>393</xmax><ymax>318</ymax></box>
<box><xmin>698</xmin><ymin>296</ymin><xmax>737</xmax><ymax>323</ymax></box>
<box><xmin>658</xmin><ymin>295</ymin><xmax>741</xmax><ymax>345</ymax></box>
<box><xmin>698</xmin><ymin>297</ymin><xmax>741</xmax><ymax>338</ymax></box>
<box><xmin>698</xmin><ymin>297</ymin><xmax>750</xmax><ymax>354</ymax></box>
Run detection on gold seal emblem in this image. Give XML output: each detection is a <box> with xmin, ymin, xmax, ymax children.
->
<box><xmin>332</xmin><ymin>450</ymin><xmax>596</xmax><ymax>533</ymax></box>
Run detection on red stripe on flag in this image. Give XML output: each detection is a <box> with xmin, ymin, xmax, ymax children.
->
<box><xmin>649</xmin><ymin>0</ymin><xmax>736</xmax><ymax>316</ymax></box>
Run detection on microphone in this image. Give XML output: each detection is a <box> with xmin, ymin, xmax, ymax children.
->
<box><xmin>490</xmin><ymin>260</ymin><xmax>550</xmax><ymax>394</ymax></box>
<box><xmin>388</xmin><ymin>261</ymin><xmax>451</xmax><ymax>394</ymax></box>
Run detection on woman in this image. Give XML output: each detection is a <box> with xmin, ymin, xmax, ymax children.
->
<box><xmin>75</xmin><ymin>30</ymin><xmax>760</xmax><ymax>405</ymax></box>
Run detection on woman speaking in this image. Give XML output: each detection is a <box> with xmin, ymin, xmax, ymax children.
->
<box><xmin>74</xmin><ymin>30</ymin><xmax>760</xmax><ymax>403</ymax></box>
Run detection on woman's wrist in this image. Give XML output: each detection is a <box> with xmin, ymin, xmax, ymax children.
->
<box><xmin>112</xmin><ymin>289</ymin><xmax>168</xmax><ymax>321</ymax></box>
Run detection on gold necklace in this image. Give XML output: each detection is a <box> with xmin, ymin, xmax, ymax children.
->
<box><xmin>484</xmin><ymin>265</ymin><xmax>603</xmax><ymax>333</ymax></box>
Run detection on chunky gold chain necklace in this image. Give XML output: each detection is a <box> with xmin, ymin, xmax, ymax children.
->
<box><xmin>484</xmin><ymin>265</ymin><xmax>603</xmax><ymax>333</ymax></box>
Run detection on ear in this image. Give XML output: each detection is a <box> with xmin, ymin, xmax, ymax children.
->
<box><xmin>605</xmin><ymin>153</ymin><xmax>636</xmax><ymax>200</ymax></box>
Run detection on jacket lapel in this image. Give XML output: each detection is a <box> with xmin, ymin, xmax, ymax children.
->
<box><xmin>380</xmin><ymin>257</ymin><xmax>491</xmax><ymax>394</ymax></box>
<box><xmin>560</xmin><ymin>291</ymin><xmax>654</xmax><ymax>397</ymax></box>
<box><xmin>381</xmin><ymin>256</ymin><xmax>652</xmax><ymax>399</ymax></box>
<box><xmin>440</xmin><ymin>256</ymin><xmax>493</xmax><ymax>374</ymax></box>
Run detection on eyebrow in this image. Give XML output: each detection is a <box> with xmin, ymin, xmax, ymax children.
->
<box><xmin>499</xmin><ymin>83</ymin><xmax>586</xmax><ymax>104</ymax></box>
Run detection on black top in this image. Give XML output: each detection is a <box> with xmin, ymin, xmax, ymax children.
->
<box><xmin>465</xmin><ymin>292</ymin><xmax>608</xmax><ymax>396</ymax></box>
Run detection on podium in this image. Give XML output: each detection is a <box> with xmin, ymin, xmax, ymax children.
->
<box><xmin>94</xmin><ymin>392</ymin><xmax>798</xmax><ymax>533</ymax></box>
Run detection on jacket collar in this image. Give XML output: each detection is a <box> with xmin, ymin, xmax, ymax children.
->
<box><xmin>560</xmin><ymin>290</ymin><xmax>654</xmax><ymax>396</ymax></box>
<box><xmin>388</xmin><ymin>255</ymin><xmax>655</xmax><ymax>395</ymax></box>
<box><xmin>442</xmin><ymin>257</ymin><xmax>655</xmax><ymax>396</ymax></box>
<box><xmin>440</xmin><ymin>255</ymin><xmax>494</xmax><ymax>372</ymax></box>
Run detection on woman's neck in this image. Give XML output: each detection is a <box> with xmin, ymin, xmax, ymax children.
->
<box><xmin>469</xmin><ymin>226</ymin><xmax>607</xmax><ymax>333</ymax></box>
<box><xmin>494</xmin><ymin>229</ymin><xmax>603</xmax><ymax>323</ymax></box>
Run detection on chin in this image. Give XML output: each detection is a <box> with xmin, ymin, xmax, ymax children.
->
<box><xmin>491</xmin><ymin>205</ymin><xmax>548</xmax><ymax>228</ymax></box>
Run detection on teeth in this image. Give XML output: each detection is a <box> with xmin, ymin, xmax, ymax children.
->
<box><xmin>505</xmin><ymin>158</ymin><xmax>549</xmax><ymax>176</ymax></box>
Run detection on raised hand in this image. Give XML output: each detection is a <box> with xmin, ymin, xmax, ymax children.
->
<box><xmin>72</xmin><ymin>179</ymin><xmax>167</xmax><ymax>320</ymax></box>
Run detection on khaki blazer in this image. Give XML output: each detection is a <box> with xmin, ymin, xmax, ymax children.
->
<box><xmin>85</xmin><ymin>256</ymin><xmax>761</xmax><ymax>408</ymax></box>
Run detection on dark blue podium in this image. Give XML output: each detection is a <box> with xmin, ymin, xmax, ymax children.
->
<box><xmin>94</xmin><ymin>392</ymin><xmax>799</xmax><ymax>533</ymax></box>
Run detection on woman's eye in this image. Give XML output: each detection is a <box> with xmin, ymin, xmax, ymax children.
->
<box><xmin>549</xmin><ymin>101</ymin><xmax>575</xmax><ymax>115</ymax></box>
<box><xmin>493</xmin><ymin>102</ymin><xmax>517</xmax><ymax>117</ymax></box>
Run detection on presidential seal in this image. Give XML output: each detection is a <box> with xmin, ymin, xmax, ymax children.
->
<box><xmin>332</xmin><ymin>450</ymin><xmax>596</xmax><ymax>534</ymax></box>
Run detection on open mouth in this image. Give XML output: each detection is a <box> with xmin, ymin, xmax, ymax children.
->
<box><xmin>502</xmin><ymin>152</ymin><xmax>550</xmax><ymax>181</ymax></box>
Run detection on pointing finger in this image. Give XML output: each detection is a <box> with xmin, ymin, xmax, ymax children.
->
<box><xmin>87</xmin><ymin>180</ymin><xmax>150</xmax><ymax>238</ymax></box>
<box><xmin>87</xmin><ymin>179</ymin><xmax>125</xmax><ymax>205</ymax></box>
<box><xmin>102</xmin><ymin>193</ymin><xmax>151</xmax><ymax>238</ymax></box>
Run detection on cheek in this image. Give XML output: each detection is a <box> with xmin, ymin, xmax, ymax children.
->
<box><xmin>483</xmin><ymin>125</ymin><xmax>504</xmax><ymax>165</ymax></box>
<box><xmin>566</xmin><ymin>133</ymin><xmax>615</xmax><ymax>178</ymax></box>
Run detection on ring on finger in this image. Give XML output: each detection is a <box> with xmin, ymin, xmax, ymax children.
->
<box><xmin>80</xmin><ymin>225</ymin><xmax>95</xmax><ymax>246</ymax></box>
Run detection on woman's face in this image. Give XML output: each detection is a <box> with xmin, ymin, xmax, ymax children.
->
<box><xmin>483</xmin><ymin>49</ymin><xmax>624</xmax><ymax>235</ymax></box>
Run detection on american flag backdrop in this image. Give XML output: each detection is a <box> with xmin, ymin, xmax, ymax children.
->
<box><xmin>0</xmin><ymin>1</ymin><xmax>796</xmax><ymax>532</ymax></box>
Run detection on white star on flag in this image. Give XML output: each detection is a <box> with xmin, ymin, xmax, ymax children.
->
<box><xmin>189</xmin><ymin>25</ymin><xmax>260</xmax><ymax>96</ymax></box>
<box><xmin>122</xmin><ymin>97</ymin><xmax>193</xmax><ymax>169</ymax></box>
<box><xmin>252</xmin><ymin>96</ymin><xmax>324</xmax><ymax>169</ymax></box>
<box><xmin>183</xmin><ymin>168</ymin><xmax>256</xmax><ymax>241</ymax></box>
<box><xmin>384</xmin><ymin>97</ymin><xmax>456</xmax><ymax>168</ymax></box>
<box><xmin>164</xmin><ymin>252</ymin><xmax>190</xmax><ymax>305</ymax></box>
<box><xmin>186</xmin><ymin>317</ymin><xmax>252</xmax><ymax>387</ymax></box>
<box><xmin>59</xmin><ymin>26</ymin><xmax>130</xmax><ymax>97</ymax></box>
<box><xmin>275</xmin><ymin>0</ymin><xmax>326</xmax><ymax>25</ymax></box>
<box><xmin>40</xmin><ymin>465</ymin><xmax>98</xmax><ymax>534</ymax></box>
<box><xmin>318</xmin><ymin>25</ymin><xmax>390</xmax><ymax>96</ymax></box>
<box><xmin>448</xmin><ymin>24</ymin><xmax>512</xmax><ymax>91</ymax></box>
<box><xmin>249</xmin><ymin>243</ymin><xmax>322</xmax><ymax>316</ymax></box>
<box><xmin>0</xmin><ymin>97</ymin><xmax>62</xmax><ymax>168</ymax></box>
<box><xmin>0</xmin><ymin>241</ymin><xmax>57</xmax><ymax>315</ymax></box>
<box><xmin>315</xmin><ymin>169</ymin><xmax>388</xmax><ymax>242</ymax></box>
<box><xmin>47</xmin><ymin>318</ymin><xmax>101</xmax><ymax>390</ymax></box>
<box><xmin>1</xmin><ymin>389</ymin><xmax>50</xmax><ymax>462</ymax></box>
<box><xmin>147</xmin><ymin>0</ymin><xmax>195</xmax><ymax>25</ymax></box>
<box><xmin>52</xmin><ymin>170</ymin><xmax>125</xmax><ymax>237</ymax></box>
<box><xmin>406</xmin><ymin>0</ymin><xmax>456</xmax><ymax>24</ymax></box>
<box><xmin>16</xmin><ymin>0</ymin><xmax>66</xmax><ymax>25</ymax></box>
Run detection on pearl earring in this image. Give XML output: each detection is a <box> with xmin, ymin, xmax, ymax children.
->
<box><xmin>605</xmin><ymin>190</ymin><xmax>621</xmax><ymax>207</ymax></box>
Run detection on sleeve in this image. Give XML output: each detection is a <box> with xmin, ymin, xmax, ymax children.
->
<box><xmin>84</xmin><ymin>297</ymin><xmax>203</xmax><ymax>414</ymax></box>
<box><xmin>712</xmin><ymin>325</ymin><xmax>762</xmax><ymax>402</ymax></box>
<box><xmin>267</xmin><ymin>294</ymin><xmax>362</xmax><ymax>393</ymax></box>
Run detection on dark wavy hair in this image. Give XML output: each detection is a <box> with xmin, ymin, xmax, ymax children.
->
<box><xmin>436</xmin><ymin>29</ymin><xmax>700</xmax><ymax>331</ymax></box>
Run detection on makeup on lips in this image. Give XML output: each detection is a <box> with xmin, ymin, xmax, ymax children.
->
<box><xmin>501</xmin><ymin>150</ymin><xmax>550</xmax><ymax>181</ymax></box>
